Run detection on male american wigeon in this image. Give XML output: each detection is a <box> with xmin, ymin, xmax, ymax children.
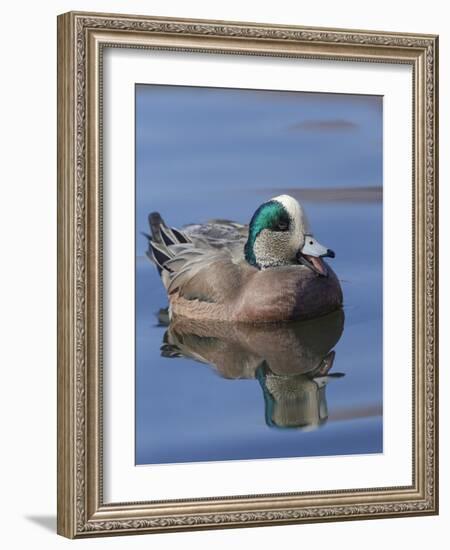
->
<box><xmin>145</xmin><ymin>195</ymin><xmax>342</xmax><ymax>322</ymax></box>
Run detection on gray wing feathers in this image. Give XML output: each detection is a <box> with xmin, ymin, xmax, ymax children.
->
<box><xmin>146</xmin><ymin>212</ymin><xmax>243</xmax><ymax>303</ymax></box>
<box><xmin>172</xmin><ymin>253</ymin><xmax>241</xmax><ymax>303</ymax></box>
<box><xmin>146</xmin><ymin>212</ymin><xmax>193</xmax><ymax>273</ymax></box>
<box><xmin>166</xmin><ymin>253</ymin><xmax>224</xmax><ymax>295</ymax></box>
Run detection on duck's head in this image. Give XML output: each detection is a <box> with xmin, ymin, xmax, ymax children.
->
<box><xmin>244</xmin><ymin>194</ymin><xmax>335</xmax><ymax>275</ymax></box>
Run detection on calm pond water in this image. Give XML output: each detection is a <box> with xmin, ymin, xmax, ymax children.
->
<box><xmin>135</xmin><ymin>195</ymin><xmax>383</xmax><ymax>465</ymax></box>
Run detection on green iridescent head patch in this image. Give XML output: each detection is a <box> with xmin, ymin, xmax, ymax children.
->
<box><xmin>244</xmin><ymin>200</ymin><xmax>290</xmax><ymax>267</ymax></box>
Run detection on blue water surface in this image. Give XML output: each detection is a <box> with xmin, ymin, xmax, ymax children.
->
<box><xmin>134</xmin><ymin>84</ymin><xmax>383</xmax><ymax>465</ymax></box>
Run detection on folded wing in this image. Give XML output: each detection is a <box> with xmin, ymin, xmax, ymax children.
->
<box><xmin>145</xmin><ymin>213</ymin><xmax>245</xmax><ymax>304</ymax></box>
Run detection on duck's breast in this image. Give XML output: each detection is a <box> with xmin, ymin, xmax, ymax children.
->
<box><xmin>234</xmin><ymin>263</ymin><xmax>342</xmax><ymax>322</ymax></box>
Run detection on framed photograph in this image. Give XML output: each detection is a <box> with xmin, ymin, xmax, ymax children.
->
<box><xmin>57</xmin><ymin>11</ymin><xmax>439</xmax><ymax>538</ymax></box>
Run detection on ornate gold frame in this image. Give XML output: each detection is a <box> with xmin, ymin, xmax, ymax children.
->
<box><xmin>57</xmin><ymin>11</ymin><xmax>439</xmax><ymax>538</ymax></box>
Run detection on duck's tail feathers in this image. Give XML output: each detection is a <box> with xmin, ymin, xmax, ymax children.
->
<box><xmin>145</xmin><ymin>212</ymin><xmax>192</xmax><ymax>275</ymax></box>
<box><xmin>170</xmin><ymin>226</ymin><xmax>191</xmax><ymax>244</ymax></box>
<box><xmin>148</xmin><ymin>241</ymin><xmax>172</xmax><ymax>274</ymax></box>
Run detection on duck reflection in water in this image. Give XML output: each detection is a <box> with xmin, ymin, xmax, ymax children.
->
<box><xmin>158</xmin><ymin>309</ymin><xmax>345</xmax><ymax>431</ymax></box>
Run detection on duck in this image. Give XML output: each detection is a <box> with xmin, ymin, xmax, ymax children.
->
<box><xmin>145</xmin><ymin>194</ymin><xmax>342</xmax><ymax>323</ymax></box>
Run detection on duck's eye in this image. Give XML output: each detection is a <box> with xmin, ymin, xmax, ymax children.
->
<box><xmin>277</xmin><ymin>221</ymin><xmax>289</xmax><ymax>231</ymax></box>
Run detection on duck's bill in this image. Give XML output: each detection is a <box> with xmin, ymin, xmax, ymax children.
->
<box><xmin>298</xmin><ymin>254</ymin><xmax>329</xmax><ymax>276</ymax></box>
<box><xmin>298</xmin><ymin>235</ymin><xmax>335</xmax><ymax>277</ymax></box>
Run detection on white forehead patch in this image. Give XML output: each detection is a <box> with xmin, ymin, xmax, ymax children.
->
<box><xmin>272</xmin><ymin>194</ymin><xmax>310</xmax><ymax>234</ymax></box>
